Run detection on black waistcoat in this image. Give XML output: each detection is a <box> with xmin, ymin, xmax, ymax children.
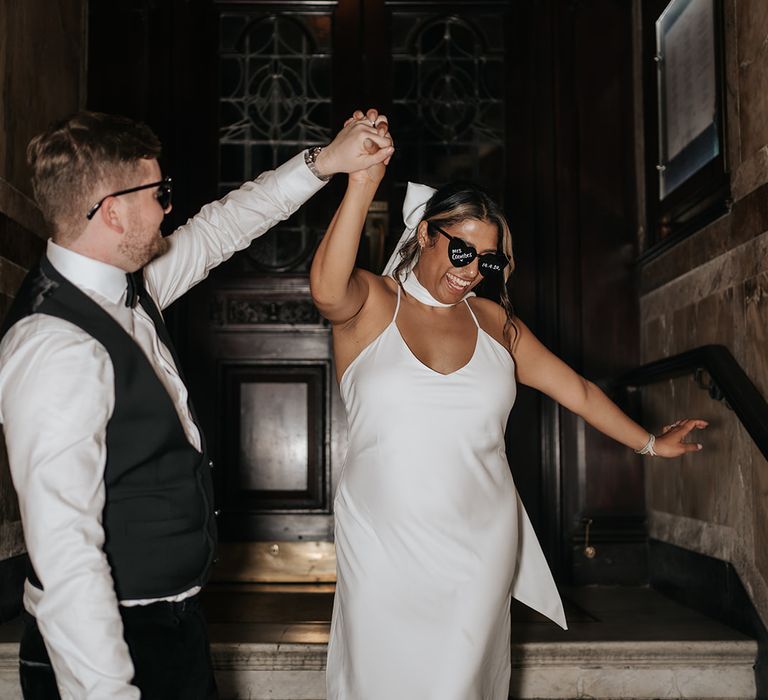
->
<box><xmin>1</xmin><ymin>256</ymin><xmax>217</xmax><ymax>600</ymax></box>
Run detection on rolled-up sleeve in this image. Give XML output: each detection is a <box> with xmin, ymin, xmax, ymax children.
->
<box><xmin>0</xmin><ymin>317</ymin><xmax>139</xmax><ymax>700</ymax></box>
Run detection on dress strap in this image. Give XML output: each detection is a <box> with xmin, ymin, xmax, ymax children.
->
<box><xmin>464</xmin><ymin>298</ymin><xmax>481</xmax><ymax>329</ymax></box>
<box><xmin>392</xmin><ymin>281</ymin><xmax>402</xmax><ymax>323</ymax></box>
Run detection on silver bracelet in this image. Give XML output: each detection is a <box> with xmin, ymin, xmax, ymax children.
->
<box><xmin>304</xmin><ymin>146</ymin><xmax>332</xmax><ymax>182</ymax></box>
<box><xmin>634</xmin><ymin>433</ymin><xmax>657</xmax><ymax>456</ymax></box>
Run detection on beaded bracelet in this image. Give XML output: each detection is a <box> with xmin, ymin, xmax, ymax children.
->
<box><xmin>634</xmin><ymin>433</ymin><xmax>657</xmax><ymax>456</ymax></box>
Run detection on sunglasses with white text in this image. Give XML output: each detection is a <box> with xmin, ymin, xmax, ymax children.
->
<box><xmin>427</xmin><ymin>221</ymin><xmax>509</xmax><ymax>278</ymax></box>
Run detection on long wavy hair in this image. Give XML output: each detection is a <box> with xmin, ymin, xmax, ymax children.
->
<box><xmin>392</xmin><ymin>182</ymin><xmax>518</xmax><ymax>345</ymax></box>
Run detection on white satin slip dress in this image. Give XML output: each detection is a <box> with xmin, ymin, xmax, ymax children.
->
<box><xmin>327</xmin><ymin>277</ymin><xmax>566</xmax><ymax>700</ymax></box>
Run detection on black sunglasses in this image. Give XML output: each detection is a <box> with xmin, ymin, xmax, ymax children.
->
<box><xmin>428</xmin><ymin>222</ymin><xmax>509</xmax><ymax>278</ymax></box>
<box><xmin>86</xmin><ymin>177</ymin><xmax>173</xmax><ymax>220</ymax></box>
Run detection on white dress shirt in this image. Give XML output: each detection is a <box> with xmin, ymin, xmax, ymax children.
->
<box><xmin>0</xmin><ymin>152</ymin><xmax>325</xmax><ymax>699</ymax></box>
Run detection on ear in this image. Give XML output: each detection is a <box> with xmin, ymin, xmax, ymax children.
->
<box><xmin>98</xmin><ymin>196</ymin><xmax>125</xmax><ymax>234</ymax></box>
<box><xmin>417</xmin><ymin>220</ymin><xmax>430</xmax><ymax>248</ymax></box>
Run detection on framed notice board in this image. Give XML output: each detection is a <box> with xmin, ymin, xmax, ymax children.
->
<box><xmin>642</xmin><ymin>0</ymin><xmax>730</xmax><ymax>254</ymax></box>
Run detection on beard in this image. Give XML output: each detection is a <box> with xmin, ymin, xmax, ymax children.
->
<box><xmin>119</xmin><ymin>213</ymin><xmax>170</xmax><ymax>269</ymax></box>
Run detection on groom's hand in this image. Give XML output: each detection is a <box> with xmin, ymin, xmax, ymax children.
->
<box><xmin>314</xmin><ymin>108</ymin><xmax>394</xmax><ymax>177</ymax></box>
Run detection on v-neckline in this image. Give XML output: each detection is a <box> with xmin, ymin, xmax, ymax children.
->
<box><xmin>393</xmin><ymin>320</ymin><xmax>480</xmax><ymax>377</ymax></box>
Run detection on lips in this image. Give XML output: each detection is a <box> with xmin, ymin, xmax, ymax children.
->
<box><xmin>445</xmin><ymin>271</ymin><xmax>473</xmax><ymax>293</ymax></box>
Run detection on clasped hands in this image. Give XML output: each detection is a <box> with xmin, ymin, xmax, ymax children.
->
<box><xmin>313</xmin><ymin>109</ymin><xmax>394</xmax><ymax>183</ymax></box>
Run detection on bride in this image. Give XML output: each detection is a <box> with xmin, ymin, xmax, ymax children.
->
<box><xmin>310</xmin><ymin>110</ymin><xmax>707</xmax><ymax>699</ymax></box>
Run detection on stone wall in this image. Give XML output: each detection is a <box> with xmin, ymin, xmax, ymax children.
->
<box><xmin>0</xmin><ymin>0</ymin><xmax>87</xmax><ymax>561</ymax></box>
<box><xmin>635</xmin><ymin>0</ymin><xmax>768</xmax><ymax>625</ymax></box>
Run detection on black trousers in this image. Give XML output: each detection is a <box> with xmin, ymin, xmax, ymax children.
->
<box><xmin>19</xmin><ymin>595</ymin><xmax>218</xmax><ymax>700</ymax></box>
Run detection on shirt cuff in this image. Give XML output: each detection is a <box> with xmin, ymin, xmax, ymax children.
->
<box><xmin>277</xmin><ymin>150</ymin><xmax>330</xmax><ymax>194</ymax></box>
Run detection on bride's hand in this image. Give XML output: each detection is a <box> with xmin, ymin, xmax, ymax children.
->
<box><xmin>316</xmin><ymin>108</ymin><xmax>393</xmax><ymax>178</ymax></box>
<box><xmin>346</xmin><ymin>111</ymin><xmax>393</xmax><ymax>186</ymax></box>
<box><xmin>652</xmin><ymin>418</ymin><xmax>709</xmax><ymax>457</ymax></box>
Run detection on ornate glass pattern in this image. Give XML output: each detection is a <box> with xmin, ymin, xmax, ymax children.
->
<box><xmin>390</xmin><ymin>12</ymin><xmax>506</xmax><ymax>206</ymax></box>
<box><xmin>218</xmin><ymin>12</ymin><xmax>332</xmax><ymax>272</ymax></box>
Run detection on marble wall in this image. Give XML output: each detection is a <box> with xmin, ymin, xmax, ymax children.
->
<box><xmin>635</xmin><ymin>0</ymin><xmax>768</xmax><ymax>625</ymax></box>
<box><xmin>0</xmin><ymin>0</ymin><xmax>87</xmax><ymax>559</ymax></box>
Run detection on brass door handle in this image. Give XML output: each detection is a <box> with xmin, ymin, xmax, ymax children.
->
<box><xmin>582</xmin><ymin>518</ymin><xmax>596</xmax><ymax>559</ymax></box>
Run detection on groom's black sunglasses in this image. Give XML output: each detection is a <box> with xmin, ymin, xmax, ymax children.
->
<box><xmin>428</xmin><ymin>222</ymin><xmax>509</xmax><ymax>278</ymax></box>
<box><xmin>86</xmin><ymin>177</ymin><xmax>173</xmax><ymax>220</ymax></box>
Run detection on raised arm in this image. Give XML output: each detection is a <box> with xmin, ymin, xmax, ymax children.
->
<box><xmin>310</xmin><ymin>114</ymin><xmax>393</xmax><ymax>324</ymax></box>
<box><xmin>512</xmin><ymin>316</ymin><xmax>707</xmax><ymax>457</ymax></box>
<box><xmin>145</xmin><ymin>109</ymin><xmax>394</xmax><ymax>309</ymax></box>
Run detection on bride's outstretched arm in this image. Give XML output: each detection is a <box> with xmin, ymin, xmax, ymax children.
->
<box><xmin>310</xmin><ymin>112</ymin><xmax>393</xmax><ymax>324</ymax></box>
<box><xmin>511</xmin><ymin>315</ymin><xmax>708</xmax><ymax>458</ymax></box>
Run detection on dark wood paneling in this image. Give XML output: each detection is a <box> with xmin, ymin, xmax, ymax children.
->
<box><xmin>0</xmin><ymin>0</ymin><xmax>88</xmax><ymax>569</ymax></box>
<box><xmin>503</xmin><ymin>0</ymin><xmax>551</xmax><ymax>562</ymax></box>
<box><xmin>0</xmin><ymin>214</ymin><xmax>45</xmax><ymax>271</ymax></box>
<box><xmin>572</xmin><ymin>0</ymin><xmax>643</xmax><ymax>580</ymax></box>
<box><xmin>87</xmin><ymin>0</ymin><xmax>219</xmax><ymax>234</ymax></box>
<box><xmin>0</xmin><ymin>0</ymin><xmax>86</xmax><ymax>199</ymax></box>
<box><xmin>506</xmin><ymin>0</ymin><xmax>640</xmax><ymax>581</ymax></box>
<box><xmin>571</xmin><ymin>0</ymin><xmax>642</xmax><ymax>523</ymax></box>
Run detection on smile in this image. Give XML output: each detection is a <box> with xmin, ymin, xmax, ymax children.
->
<box><xmin>446</xmin><ymin>272</ymin><xmax>473</xmax><ymax>289</ymax></box>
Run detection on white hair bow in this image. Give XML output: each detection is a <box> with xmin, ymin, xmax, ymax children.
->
<box><xmin>382</xmin><ymin>182</ymin><xmax>436</xmax><ymax>277</ymax></box>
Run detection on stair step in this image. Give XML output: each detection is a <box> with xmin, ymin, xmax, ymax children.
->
<box><xmin>509</xmin><ymin>639</ymin><xmax>756</xmax><ymax>699</ymax></box>
<box><xmin>0</xmin><ymin>636</ymin><xmax>755</xmax><ymax>699</ymax></box>
<box><xmin>209</xmin><ymin>637</ymin><xmax>756</xmax><ymax>700</ymax></box>
<box><xmin>0</xmin><ymin>586</ymin><xmax>757</xmax><ymax>699</ymax></box>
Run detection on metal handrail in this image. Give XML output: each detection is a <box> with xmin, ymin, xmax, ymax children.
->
<box><xmin>605</xmin><ymin>344</ymin><xmax>768</xmax><ymax>462</ymax></box>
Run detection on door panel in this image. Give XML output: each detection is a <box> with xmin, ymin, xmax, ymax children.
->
<box><xmin>225</xmin><ymin>365</ymin><xmax>322</xmax><ymax>505</ymax></box>
<box><xmin>191</xmin><ymin>275</ymin><xmax>342</xmax><ymax>544</ymax></box>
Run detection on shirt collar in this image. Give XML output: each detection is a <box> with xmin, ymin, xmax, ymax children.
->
<box><xmin>46</xmin><ymin>240</ymin><xmax>128</xmax><ymax>305</ymax></box>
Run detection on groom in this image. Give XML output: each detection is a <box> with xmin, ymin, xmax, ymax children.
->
<box><xmin>0</xmin><ymin>109</ymin><xmax>392</xmax><ymax>699</ymax></box>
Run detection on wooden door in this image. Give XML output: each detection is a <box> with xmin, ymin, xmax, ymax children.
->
<box><xmin>184</xmin><ymin>6</ymin><xmax>340</xmax><ymax>581</ymax></box>
<box><xmin>83</xmin><ymin>0</ymin><xmax>641</xmax><ymax>589</ymax></box>
<box><xmin>179</xmin><ymin>0</ymin><xmax>531</xmax><ymax>582</ymax></box>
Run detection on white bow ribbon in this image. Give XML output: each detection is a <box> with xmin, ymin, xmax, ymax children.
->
<box><xmin>382</xmin><ymin>182</ymin><xmax>436</xmax><ymax>277</ymax></box>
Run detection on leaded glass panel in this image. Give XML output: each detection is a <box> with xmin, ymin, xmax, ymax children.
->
<box><xmin>218</xmin><ymin>11</ymin><xmax>332</xmax><ymax>272</ymax></box>
<box><xmin>390</xmin><ymin>12</ymin><xmax>506</xmax><ymax>209</ymax></box>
